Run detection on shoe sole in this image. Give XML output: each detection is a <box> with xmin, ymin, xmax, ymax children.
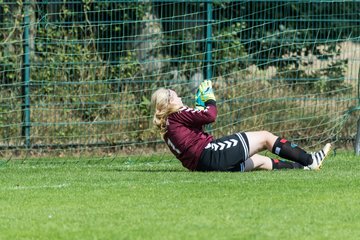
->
<box><xmin>317</xmin><ymin>143</ymin><xmax>332</xmax><ymax>170</ymax></box>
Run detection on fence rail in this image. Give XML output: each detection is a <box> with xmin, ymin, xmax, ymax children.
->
<box><xmin>0</xmin><ymin>0</ymin><xmax>359</xmax><ymax>156</ymax></box>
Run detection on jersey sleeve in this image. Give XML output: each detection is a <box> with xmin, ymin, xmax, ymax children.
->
<box><xmin>175</xmin><ymin>103</ymin><xmax>217</xmax><ymax>127</ymax></box>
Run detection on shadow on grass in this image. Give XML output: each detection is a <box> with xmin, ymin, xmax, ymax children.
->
<box><xmin>111</xmin><ymin>168</ymin><xmax>187</xmax><ymax>173</ymax></box>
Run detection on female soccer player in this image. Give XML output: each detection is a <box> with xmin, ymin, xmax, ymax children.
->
<box><xmin>151</xmin><ymin>80</ymin><xmax>331</xmax><ymax>172</ymax></box>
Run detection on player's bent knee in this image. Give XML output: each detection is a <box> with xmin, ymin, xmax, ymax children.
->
<box><xmin>261</xmin><ymin>131</ymin><xmax>277</xmax><ymax>150</ymax></box>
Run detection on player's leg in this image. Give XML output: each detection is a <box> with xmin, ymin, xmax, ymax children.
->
<box><xmin>244</xmin><ymin>131</ymin><xmax>331</xmax><ymax>169</ymax></box>
<box><xmin>244</xmin><ymin>131</ymin><xmax>278</xmax><ymax>156</ymax></box>
<box><xmin>243</xmin><ymin>154</ymin><xmax>305</xmax><ymax>172</ymax></box>
<box><xmin>243</xmin><ymin>154</ymin><xmax>272</xmax><ymax>171</ymax></box>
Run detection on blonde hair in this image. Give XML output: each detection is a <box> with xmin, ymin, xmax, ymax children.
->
<box><xmin>151</xmin><ymin>88</ymin><xmax>181</xmax><ymax>134</ymax></box>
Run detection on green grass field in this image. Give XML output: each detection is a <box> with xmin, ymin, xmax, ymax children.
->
<box><xmin>0</xmin><ymin>151</ymin><xmax>359</xmax><ymax>240</ymax></box>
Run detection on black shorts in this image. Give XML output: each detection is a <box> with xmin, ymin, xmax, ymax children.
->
<box><xmin>196</xmin><ymin>133</ymin><xmax>250</xmax><ymax>172</ymax></box>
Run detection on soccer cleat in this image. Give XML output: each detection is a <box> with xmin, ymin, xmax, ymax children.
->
<box><xmin>307</xmin><ymin>143</ymin><xmax>332</xmax><ymax>170</ymax></box>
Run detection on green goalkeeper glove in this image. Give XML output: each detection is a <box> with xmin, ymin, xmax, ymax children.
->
<box><xmin>194</xmin><ymin>80</ymin><xmax>216</xmax><ymax>110</ymax></box>
<box><xmin>198</xmin><ymin>80</ymin><xmax>216</xmax><ymax>103</ymax></box>
<box><xmin>195</xmin><ymin>88</ymin><xmax>205</xmax><ymax>110</ymax></box>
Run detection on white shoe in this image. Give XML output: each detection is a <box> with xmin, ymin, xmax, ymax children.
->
<box><xmin>308</xmin><ymin>143</ymin><xmax>332</xmax><ymax>170</ymax></box>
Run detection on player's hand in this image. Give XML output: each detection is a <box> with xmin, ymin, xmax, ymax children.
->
<box><xmin>198</xmin><ymin>80</ymin><xmax>216</xmax><ymax>103</ymax></box>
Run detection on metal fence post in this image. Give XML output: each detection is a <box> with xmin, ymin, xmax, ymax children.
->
<box><xmin>205</xmin><ymin>1</ymin><xmax>213</xmax><ymax>81</ymax></box>
<box><xmin>21</xmin><ymin>0</ymin><xmax>31</xmax><ymax>148</ymax></box>
<box><xmin>355</xmin><ymin>119</ymin><xmax>360</xmax><ymax>155</ymax></box>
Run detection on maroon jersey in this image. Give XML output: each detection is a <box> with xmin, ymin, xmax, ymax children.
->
<box><xmin>163</xmin><ymin>104</ymin><xmax>217</xmax><ymax>170</ymax></box>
